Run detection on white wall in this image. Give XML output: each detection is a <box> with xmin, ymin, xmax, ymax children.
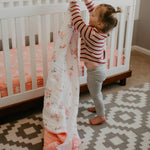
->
<box><xmin>134</xmin><ymin>0</ymin><xmax>141</xmax><ymax>20</ymax></box>
<box><xmin>132</xmin><ymin>0</ymin><xmax>150</xmax><ymax>50</ymax></box>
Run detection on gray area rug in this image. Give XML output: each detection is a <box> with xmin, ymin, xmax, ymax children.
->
<box><xmin>0</xmin><ymin>83</ymin><xmax>150</xmax><ymax>150</ymax></box>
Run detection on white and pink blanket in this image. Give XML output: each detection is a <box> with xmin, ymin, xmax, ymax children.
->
<box><xmin>42</xmin><ymin>2</ymin><xmax>81</xmax><ymax>149</ymax></box>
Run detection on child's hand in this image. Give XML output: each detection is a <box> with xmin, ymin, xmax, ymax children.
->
<box><xmin>84</xmin><ymin>0</ymin><xmax>89</xmax><ymax>3</ymax></box>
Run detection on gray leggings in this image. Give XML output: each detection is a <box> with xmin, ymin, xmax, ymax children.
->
<box><xmin>87</xmin><ymin>66</ymin><xmax>107</xmax><ymax>116</ymax></box>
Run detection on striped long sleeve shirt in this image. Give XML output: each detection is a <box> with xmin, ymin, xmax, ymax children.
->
<box><xmin>70</xmin><ymin>0</ymin><xmax>107</xmax><ymax>64</ymax></box>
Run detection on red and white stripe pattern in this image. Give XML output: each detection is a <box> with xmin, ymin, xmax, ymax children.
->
<box><xmin>85</xmin><ymin>0</ymin><xmax>95</xmax><ymax>13</ymax></box>
<box><xmin>70</xmin><ymin>0</ymin><xmax>107</xmax><ymax>64</ymax></box>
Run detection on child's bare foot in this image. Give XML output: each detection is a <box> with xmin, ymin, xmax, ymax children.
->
<box><xmin>89</xmin><ymin>116</ymin><xmax>106</xmax><ymax>125</ymax></box>
<box><xmin>88</xmin><ymin>107</ymin><xmax>96</xmax><ymax>112</ymax></box>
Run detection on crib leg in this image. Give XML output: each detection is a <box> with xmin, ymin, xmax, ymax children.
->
<box><xmin>120</xmin><ymin>78</ymin><xmax>126</xmax><ymax>86</ymax></box>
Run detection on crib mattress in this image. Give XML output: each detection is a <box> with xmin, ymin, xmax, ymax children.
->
<box><xmin>0</xmin><ymin>44</ymin><xmax>124</xmax><ymax>97</ymax></box>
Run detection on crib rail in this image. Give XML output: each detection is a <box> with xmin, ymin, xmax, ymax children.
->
<box><xmin>0</xmin><ymin>2</ymin><xmax>88</xmax><ymax>106</ymax></box>
<box><xmin>0</xmin><ymin>0</ymin><xmax>69</xmax><ymax>8</ymax></box>
<box><xmin>0</xmin><ymin>0</ymin><xmax>132</xmax><ymax>8</ymax></box>
<box><xmin>0</xmin><ymin>0</ymin><xmax>136</xmax><ymax>108</ymax></box>
<box><xmin>0</xmin><ymin>4</ymin><xmax>70</xmax><ymax>19</ymax></box>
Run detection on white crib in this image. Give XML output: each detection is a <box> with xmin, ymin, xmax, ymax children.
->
<box><xmin>0</xmin><ymin>0</ymin><xmax>136</xmax><ymax>112</ymax></box>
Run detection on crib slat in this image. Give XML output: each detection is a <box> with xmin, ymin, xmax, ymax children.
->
<box><xmin>50</xmin><ymin>14</ymin><xmax>53</xmax><ymax>42</ymax></box>
<box><xmin>109</xmin><ymin>28</ymin><xmax>116</xmax><ymax>69</ymax></box>
<box><xmin>16</xmin><ymin>18</ymin><xmax>26</xmax><ymax>92</ymax></box>
<box><xmin>106</xmin><ymin>34</ymin><xmax>111</xmax><ymax>49</ymax></box>
<box><xmin>115</xmin><ymin>16</ymin><xmax>119</xmax><ymax>49</ymax></box>
<box><xmin>54</xmin><ymin>0</ymin><xmax>57</xmax><ymax>3</ymax></box>
<box><xmin>59</xmin><ymin>13</ymin><xmax>64</xmax><ymax>30</ymax></box>
<box><xmin>9</xmin><ymin>1</ymin><xmax>13</xmax><ymax>7</ymax></box>
<box><xmin>20</xmin><ymin>17</ymin><xmax>26</xmax><ymax>46</ymax></box>
<box><xmin>124</xmin><ymin>6</ymin><xmax>135</xmax><ymax>67</ymax></box>
<box><xmin>1</xmin><ymin>19</ymin><xmax>13</xmax><ymax>96</ymax></box>
<box><xmin>37</xmin><ymin>0</ymin><xmax>41</xmax><ymax>5</ymax></box>
<box><xmin>0</xmin><ymin>22</ymin><xmax>2</xmax><ymax>45</ymax></box>
<box><xmin>8</xmin><ymin>2</ymin><xmax>16</xmax><ymax>49</ymax></box>
<box><xmin>46</xmin><ymin>0</ymin><xmax>49</xmax><ymax>4</ymax></box>
<box><xmin>117</xmin><ymin>7</ymin><xmax>126</xmax><ymax>67</ymax></box>
<box><xmin>29</xmin><ymin>16</ymin><xmax>37</xmax><ymax>89</ymax></box>
<box><xmin>46</xmin><ymin>15</ymin><xmax>50</xmax><ymax>43</ymax></box>
<box><xmin>37</xmin><ymin>16</ymin><xmax>42</xmax><ymax>44</ymax></box>
<box><xmin>19</xmin><ymin>0</ymin><xmax>23</xmax><ymax>7</ymax></box>
<box><xmin>53</xmin><ymin>14</ymin><xmax>59</xmax><ymax>44</ymax></box>
<box><xmin>0</xmin><ymin>3</ymin><xmax>3</xmax><ymax>8</ymax></box>
<box><xmin>29</xmin><ymin>0</ymin><xmax>33</xmax><ymax>6</ymax></box>
<box><xmin>109</xmin><ymin>13</ymin><xmax>119</xmax><ymax>69</ymax></box>
<box><xmin>25</xmin><ymin>17</ymin><xmax>29</xmax><ymax>44</ymax></box>
<box><xmin>41</xmin><ymin>15</ymin><xmax>48</xmax><ymax>86</ymax></box>
<box><xmin>9</xmin><ymin>19</ymin><xmax>16</xmax><ymax>48</ymax></box>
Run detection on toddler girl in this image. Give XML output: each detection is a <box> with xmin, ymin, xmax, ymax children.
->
<box><xmin>70</xmin><ymin>0</ymin><xmax>121</xmax><ymax>125</ymax></box>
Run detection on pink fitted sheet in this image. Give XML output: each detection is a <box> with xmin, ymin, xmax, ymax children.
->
<box><xmin>0</xmin><ymin>43</ymin><xmax>54</xmax><ymax>97</ymax></box>
<box><xmin>0</xmin><ymin>44</ymin><xmax>124</xmax><ymax>98</ymax></box>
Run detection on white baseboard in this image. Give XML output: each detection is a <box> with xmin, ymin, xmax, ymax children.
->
<box><xmin>132</xmin><ymin>45</ymin><xmax>150</xmax><ymax>56</ymax></box>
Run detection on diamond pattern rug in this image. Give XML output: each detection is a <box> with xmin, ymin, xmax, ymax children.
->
<box><xmin>0</xmin><ymin>83</ymin><xmax>150</xmax><ymax>150</ymax></box>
